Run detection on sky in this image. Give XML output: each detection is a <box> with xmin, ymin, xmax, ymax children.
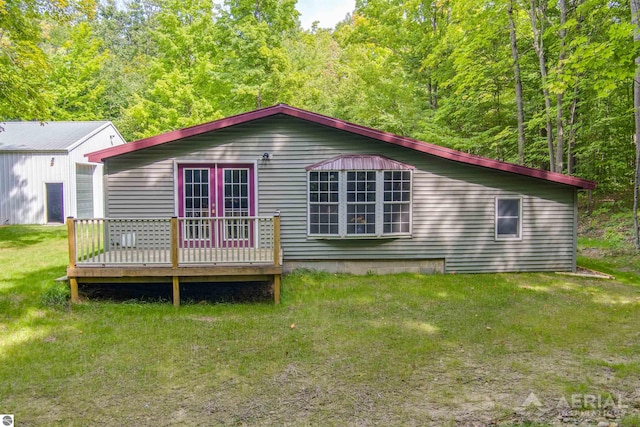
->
<box><xmin>296</xmin><ymin>0</ymin><xmax>356</xmax><ymax>30</ymax></box>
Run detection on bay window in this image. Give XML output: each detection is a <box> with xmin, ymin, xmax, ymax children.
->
<box><xmin>307</xmin><ymin>155</ymin><xmax>413</xmax><ymax>238</ymax></box>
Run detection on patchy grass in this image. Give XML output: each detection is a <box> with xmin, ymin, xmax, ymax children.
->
<box><xmin>1</xmin><ymin>225</ymin><xmax>640</xmax><ymax>426</ymax></box>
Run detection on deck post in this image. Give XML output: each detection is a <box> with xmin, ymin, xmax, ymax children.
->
<box><xmin>69</xmin><ymin>277</ymin><xmax>79</xmax><ymax>303</ymax></box>
<box><xmin>171</xmin><ymin>217</ymin><xmax>179</xmax><ymax>268</ymax></box>
<box><xmin>67</xmin><ymin>217</ymin><xmax>76</xmax><ymax>268</ymax></box>
<box><xmin>273</xmin><ymin>274</ymin><xmax>281</xmax><ymax>304</ymax></box>
<box><xmin>171</xmin><ymin>218</ymin><xmax>180</xmax><ymax>307</ymax></box>
<box><xmin>273</xmin><ymin>212</ymin><xmax>281</xmax><ymax>267</ymax></box>
<box><xmin>172</xmin><ymin>276</ymin><xmax>180</xmax><ymax>307</ymax></box>
<box><xmin>66</xmin><ymin>217</ymin><xmax>80</xmax><ymax>303</ymax></box>
<box><xmin>272</xmin><ymin>212</ymin><xmax>281</xmax><ymax>304</ymax></box>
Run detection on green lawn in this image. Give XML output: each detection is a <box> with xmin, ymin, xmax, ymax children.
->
<box><xmin>1</xmin><ymin>225</ymin><xmax>640</xmax><ymax>426</ymax></box>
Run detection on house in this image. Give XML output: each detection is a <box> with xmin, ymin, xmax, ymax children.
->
<box><xmin>66</xmin><ymin>104</ymin><xmax>595</xmax><ymax>305</ymax></box>
<box><xmin>0</xmin><ymin>121</ymin><xmax>126</xmax><ymax>224</ymax></box>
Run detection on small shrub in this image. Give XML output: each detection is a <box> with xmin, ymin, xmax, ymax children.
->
<box><xmin>42</xmin><ymin>283</ymin><xmax>70</xmax><ymax>308</ymax></box>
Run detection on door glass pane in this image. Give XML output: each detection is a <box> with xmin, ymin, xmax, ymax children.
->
<box><xmin>224</xmin><ymin>169</ymin><xmax>250</xmax><ymax>240</ymax></box>
<box><xmin>183</xmin><ymin>168</ymin><xmax>210</xmax><ymax>240</ymax></box>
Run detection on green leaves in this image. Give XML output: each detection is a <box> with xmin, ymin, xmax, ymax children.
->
<box><xmin>4</xmin><ymin>0</ymin><xmax>638</xmax><ymax>194</ymax></box>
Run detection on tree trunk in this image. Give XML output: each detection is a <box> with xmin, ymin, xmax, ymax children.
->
<box><xmin>529</xmin><ymin>0</ymin><xmax>555</xmax><ymax>172</ymax></box>
<box><xmin>508</xmin><ymin>0</ymin><xmax>526</xmax><ymax>165</ymax></box>
<box><xmin>567</xmin><ymin>86</ymin><xmax>579</xmax><ymax>175</ymax></box>
<box><xmin>632</xmin><ymin>0</ymin><xmax>640</xmax><ymax>249</ymax></box>
<box><xmin>555</xmin><ymin>0</ymin><xmax>568</xmax><ymax>173</ymax></box>
<box><xmin>428</xmin><ymin>5</ymin><xmax>439</xmax><ymax>110</ymax></box>
<box><xmin>427</xmin><ymin>75</ymin><xmax>438</xmax><ymax>110</ymax></box>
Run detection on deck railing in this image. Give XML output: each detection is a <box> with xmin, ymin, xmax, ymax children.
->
<box><xmin>67</xmin><ymin>215</ymin><xmax>280</xmax><ymax>267</ymax></box>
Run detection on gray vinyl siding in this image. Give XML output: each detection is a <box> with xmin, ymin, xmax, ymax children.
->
<box><xmin>104</xmin><ymin>115</ymin><xmax>578</xmax><ymax>273</ymax></box>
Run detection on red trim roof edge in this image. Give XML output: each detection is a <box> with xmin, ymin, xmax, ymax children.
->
<box><xmin>87</xmin><ymin>103</ymin><xmax>597</xmax><ymax>190</ymax></box>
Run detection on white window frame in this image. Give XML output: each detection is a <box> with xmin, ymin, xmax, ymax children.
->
<box><xmin>307</xmin><ymin>170</ymin><xmax>413</xmax><ymax>238</ymax></box>
<box><xmin>495</xmin><ymin>197</ymin><xmax>522</xmax><ymax>240</ymax></box>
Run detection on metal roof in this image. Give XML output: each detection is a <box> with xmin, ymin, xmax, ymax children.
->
<box><xmin>86</xmin><ymin>104</ymin><xmax>597</xmax><ymax>190</ymax></box>
<box><xmin>0</xmin><ymin>121</ymin><xmax>111</xmax><ymax>152</ymax></box>
<box><xmin>307</xmin><ymin>155</ymin><xmax>415</xmax><ymax>171</ymax></box>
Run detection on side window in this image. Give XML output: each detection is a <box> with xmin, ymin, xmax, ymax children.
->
<box><xmin>496</xmin><ymin>198</ymin><xmax>522</xmax><ymax>240</ymax></box>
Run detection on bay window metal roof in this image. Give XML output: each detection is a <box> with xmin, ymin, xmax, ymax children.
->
<box><xmin>306</xmin><ymin>154</ymin><xmax>415</xmax><ymax>171</ymax></box>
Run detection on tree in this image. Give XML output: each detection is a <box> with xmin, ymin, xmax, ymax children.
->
<box><xmin>632</xmin><ymin>0</ymin><xmax>640</xmax><ymax>248</ymax></box>
<box><xmin>0</xmin><ymin>0</ymin><xmax>51</xmax><ymax>119</ymax></box>
<box><xmin>48</xmin><ymin>22</ymin><xmax>111</xmax><ymax>120</ymax></box>
<box><xmin>0</xmin><ymin>0</ymin><xmax>97</xmax><ymax>120</ymax></box>
<box><xmin>119</xmin><ymin>0</ymin><xmax>222</xmax><ymax>138</ymax></box>
<box><xmin>215</xmin><ymin>0</ymin><xmax>299</xmax><ymax>111</ymax></box>
<box><xmin>529</xmin><ymin>0</ymin><xmax>555</xmax><ymax>171</ymax></box>
<box><xmin>508</xmin><ymin>0</ymin><xmax>526</xmax><ymax>164</ymax></box>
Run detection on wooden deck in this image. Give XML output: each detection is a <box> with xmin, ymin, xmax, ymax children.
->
<box><xmin>66</xmin><ymin>215</ymin><xmax>282</xmax><ymax>306</ymax></box>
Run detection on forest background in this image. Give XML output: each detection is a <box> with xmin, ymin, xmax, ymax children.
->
<box><xmin>2</xmin><ymin>0</ymin><xmax>639</xmax><ymax>195</ymax></box>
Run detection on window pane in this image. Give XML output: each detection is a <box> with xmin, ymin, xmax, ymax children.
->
<box><xmin>498</xmin><ymin>218</ymin><xmax>518</xmax><ymax>236</ymax></box>
<box><xmin>498</xmin><ymin>199</ymin><xmax>519</xmax><ymax>217</ymax></box>
<box><xmin>384</xmin><ymin>203</ymin><xmax>410</xmax><ymax>233</ymax></box>
<box><xmin>383</xmin><ymin>169</ymin><xmax>410</xmax><ymax>203</ymax></box>
<box><xmin>347</xmin><ymin>203</ymin><xmax>376</xmax><ymax>234</ymax></box>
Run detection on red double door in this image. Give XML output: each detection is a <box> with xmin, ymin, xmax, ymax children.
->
<box><xmin>178</xmin><ymin>164</ymin><xmax>255</xmax><ymax>247</ymax></box>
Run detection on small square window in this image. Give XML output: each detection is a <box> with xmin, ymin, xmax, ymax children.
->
<box><xmin>496</xmin><ymin>198</ymin><xmax>521</xmax><ymax>239</ymax></box>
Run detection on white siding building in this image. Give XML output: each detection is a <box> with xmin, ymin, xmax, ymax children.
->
<box><xmin>0</xmin><ymin>121</ymin><xmax>126</xmax><ymax>224</ymax></box>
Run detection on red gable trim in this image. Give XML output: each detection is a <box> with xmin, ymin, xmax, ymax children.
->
<box><xmin>87</xmin><ymin>104</ymin><xmax>597</xmax><ymax>190</ymax></box>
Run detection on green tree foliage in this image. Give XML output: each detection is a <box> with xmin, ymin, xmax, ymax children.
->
<box><xmin>214</xmin><ymin>0</ymin><xmax>299</xmax><ymax>111</ymax></box>
<box><xmin>6</xmin><ymin>0</ymin><xmax>640</xmax><ymax>195</ymax></box>
<box><xmin>0</xmin><ymin>0</ymin><xmax>96</xmax><ymax>120</ymax></box>
<box><xmin>117</xmin><ymin>0</ymin><xmax>224</xmax><ymax>138</ymax></box>
<box><xmin>48</xmin><ymin>22</ymin><xmax>111</xmax><ymax>120</ymax></box>
<box><xmin>0</xmin><ymin>0</ymin><xmax>51</xmax><ymax>119</ymax></box>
